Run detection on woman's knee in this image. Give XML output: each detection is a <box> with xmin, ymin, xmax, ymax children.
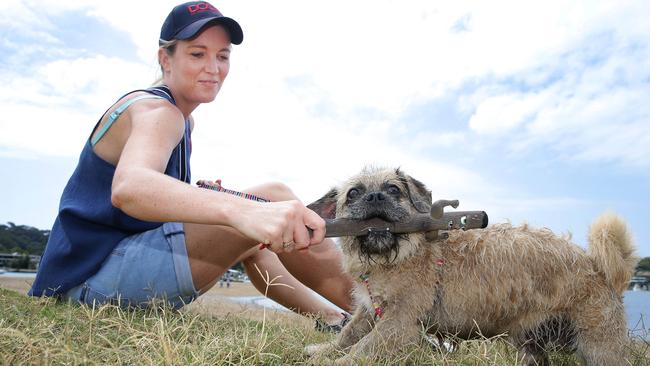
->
<box><xmin>248</xmin><ymin>182</ymin><xmax>297</xmax><ymax>202</ymax></box>
<box><xmin>238</xmin><ymin>245</ymin><xmax>263</xmax><ymax>266</ymax></box>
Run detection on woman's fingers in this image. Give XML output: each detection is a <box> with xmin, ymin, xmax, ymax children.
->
<box><xmin>251</xmin><ymin>200</ymin><xmax>324</xmax><ymax>253</ymax></box>
<box><xmin>292</xmin><ymin>224</ymin><xmax>310</xmax><ymax>251</ymax></box>
<box><xmin>304</xmin><ymin>209</ymin><xmax>326</xmax><ymax>245</ymax></box>
<box><xmin>281</xmin><ymin>206</ymin><xmax>296</xmax><ymax>252</ymax></box>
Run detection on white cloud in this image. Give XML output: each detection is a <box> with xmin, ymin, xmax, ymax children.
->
<box><xmin>469</xmin><ymin>93</ymin><xmax>544</xmax><ymax>135</ymax></box>
<box><xmin>523</xmin><ymin>86</ymin><xmax>650</xmax><ymax>167</ymax></box>
<box><xmin>37</xmin><ymin>56</ymin><xmax>157</xmax><ymax>109</ymax></box>
<box><xmin>408</xmin><ymin>131</ymin><xmax>467</xmax><ymax>151</ymax></box>
<box><xmin>188</xmin><ymin>81</ymin><xmax>488</xmax><ymax>204</ymax></box>
<box><xmin>458</xmin><ymin>1</ymin><xmax>650</xmax><ymax>167</ymax></box>
<box><xmin>5</xmin><ymin>2</ymin><xmax>647</xmax><ymax>156</ymax></box>
<box><xmin>0</xmin><ymin>55</ymin><xmax>156</xmax><ymax>156</ymax></box>
<box><xmin>0</xmin><ymin>102</ymin><xmax>89</xmax><ymax>157</ymax></box>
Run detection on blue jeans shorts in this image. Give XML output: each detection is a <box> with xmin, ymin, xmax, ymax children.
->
<box><xmin>63</xmin><ymin>222</ymin><xmax>199</xmax><ymax>309</ymax></box>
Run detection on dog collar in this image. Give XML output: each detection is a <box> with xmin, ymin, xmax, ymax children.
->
<box><xmin>359</xmin><ymin>273</ymin><xmax>384</xmax><ymax>318</ymax></box>
<box><xmin>359</xmin><ymin>258</ymin><xmax>445</xmax><ymax>319</ymax></box>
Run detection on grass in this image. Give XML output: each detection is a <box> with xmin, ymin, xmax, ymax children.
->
<box><xmin>1</xmin><ymin>287</ymin><xmax>649</xmax><ymax>365</ymax></box>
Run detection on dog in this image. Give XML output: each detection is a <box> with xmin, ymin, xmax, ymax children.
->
<box><xmin>305</xmin><ymin>167</ymin><xmax>637</xmax><ymax>366</ymax></box>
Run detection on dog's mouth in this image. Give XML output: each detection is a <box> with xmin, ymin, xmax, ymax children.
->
<box><xmin>342</xmin><ymin>204</ymin><xmax>412</xmax><ymax>263</ymax></box>
<box><xmin>354</xmin><ymin>212</ymin><xmax>406</xmax><ymax>260</ymax></box>
<box><xmin>354</xmin><ymin>230</ymin><xmax>405</xmax><ymax>265</ymax></box>
<box><xmin>352</xmin><ymin>206</ymin><xmax>408</xmax><ymax>223</ymax></box>
<box><xmin>364</xmin><ymin>211</ymin><xmax>396</xmax><ymax>223</ymax></box>
<box><xmin>359</xmin><ymin>230</ymin><xmax>397</xmax><ymax>248</ymax></box>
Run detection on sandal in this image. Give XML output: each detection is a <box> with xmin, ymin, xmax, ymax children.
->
<box><xmin>315</xmin><ymin>312</ymin><xmax>351</xmax><ymax>333</ymax></box>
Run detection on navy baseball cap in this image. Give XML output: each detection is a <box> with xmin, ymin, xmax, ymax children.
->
<box><xmin>160</xmin><ymin>1</ymin><xmax>243</xmax><ymax>45</ymax></box>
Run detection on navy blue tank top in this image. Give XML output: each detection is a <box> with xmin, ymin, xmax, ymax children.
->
<box><xmin>29</xmin><ymin>86</ymin><xmax>192</xmax><ymax>297</ymax></box>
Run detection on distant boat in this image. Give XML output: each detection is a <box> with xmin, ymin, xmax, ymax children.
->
<box><xmin>630</xmin><ymin>276</ymin><xmax>648</xmax><ymax>291</ymax></box>
<box><xmin>0</xmin><ymin>269</ymin><xmax>5</xmax><ymax>274</ymax></box>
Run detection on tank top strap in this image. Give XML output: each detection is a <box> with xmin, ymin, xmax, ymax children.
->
<box><xmin>145</xmin><ymin>85</ymin><xmax>176</xmax><ymax>104</ymax></box>
<box><xmin>91</xmin><ymin>94</ymin><xmax>164</xmax><ymax>146</ymax></box>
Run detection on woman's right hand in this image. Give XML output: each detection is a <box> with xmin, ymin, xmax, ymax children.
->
<box><xmin>229</xmin><ymin>199</ymin><xmax>326</xmax><ymax>253</ymax></box>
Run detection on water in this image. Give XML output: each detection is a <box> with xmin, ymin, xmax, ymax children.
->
<box><xmin>228</xmin><ymin>295</ymin><xmax>289</xmax><ymax>311</ymax></box>
<box><xmin>2</xmin><ymin>271</ymin><xmax>647</xmax><ymax>336</ymax></box>
<box><xmin>0</xmin><ymin>271</ymin><xmax>37</xmax><ymax>278</ymax></box>
<box><xmin>624</xmin><ymin>290</ymin><xmax>650</xmax><ymax>338</ymax></box>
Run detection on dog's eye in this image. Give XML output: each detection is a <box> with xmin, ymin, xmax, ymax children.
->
<box><xmin>347</xmin><ymin>188</ymin><xmax>360</xmax><ymax>200</ymax></box>
<box><xmin>387</xmin><ymin>185</ymin><xmax>401</xmax><ymax>195</ymax></box>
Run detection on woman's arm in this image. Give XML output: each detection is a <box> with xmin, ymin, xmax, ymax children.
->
<box><xmin>110</xmin><ymin>102</ymin><xmax>324</xmax><ymax>251</ymax></box>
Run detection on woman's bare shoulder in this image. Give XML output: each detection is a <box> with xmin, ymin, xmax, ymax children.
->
<box><xmin>126</xmin><ymin>93</ymin><xmax>184</xmax><ymax>129</ymax></box>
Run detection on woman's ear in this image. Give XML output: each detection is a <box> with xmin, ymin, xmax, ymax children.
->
<box><xmin>158</xmin><ymin>48</ymin><xmax>171</xmax><ymax>75</ymax></box>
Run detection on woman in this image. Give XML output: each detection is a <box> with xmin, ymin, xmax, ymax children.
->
<box><xmin>29</xmin><ymin>1</ymin><xmax>353</xmax><ymax>329</ymax></box>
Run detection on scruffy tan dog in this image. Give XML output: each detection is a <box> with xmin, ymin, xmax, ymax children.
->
<box><xmin>305</xmin><ymin>167</ymin><xmax>636</xmax><ymax>366</ymax></box>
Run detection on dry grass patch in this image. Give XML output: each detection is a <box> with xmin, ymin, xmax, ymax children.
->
<box><xmin>1</xmin><ymin>288</ymin><xmax>649</xmax><ymax>365</ymax></box>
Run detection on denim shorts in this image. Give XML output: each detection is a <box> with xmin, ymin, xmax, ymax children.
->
<box><xmin>63</xmin><ymin>222</ymin><xmax>199</xmax><ymax>309</ymax></box>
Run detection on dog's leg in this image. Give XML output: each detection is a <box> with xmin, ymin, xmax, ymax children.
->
<box><xmin>576</xmin><ymin>335</ymin><xmax>626</xmax><ymax>366</ymax></box>
<box><xmin>305</xmin><ymin>307</ymin><xmax>375</xmax><ymax>363</ymax></box>
<box><xmin>573</xmin><ymin>301</ymin><xmax>628</xmax><ymax>366</ymax></box>
<box><xmin>334</xmin><ymin>312</ymin><xmax>421</xmax><ymax>364</ymax></box>
<box><xmin>337</xmin><ymin>307</ymin><xmax>375</xmax><ymax>350</ymax></box>
<box><xmin>575</xmin><ymin>329</ymin><xmax>627</xmax><ymax>366</ymax></box>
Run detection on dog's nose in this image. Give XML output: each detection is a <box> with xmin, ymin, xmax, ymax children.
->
<box><xmin>365</xmin><ymin>192</ymin><xmax>386</xmax><ymax>202</ymax></box>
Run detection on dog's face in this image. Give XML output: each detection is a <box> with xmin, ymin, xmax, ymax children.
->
<box><xmin>309</xmin><ymin>167</ymin><xmax>432</xmax><ymax>267</ymax></box>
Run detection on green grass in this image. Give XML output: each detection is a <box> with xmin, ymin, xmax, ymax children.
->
<box><xmin>1</xmin><ymin>288</ymin><xmax>648</xmax><ymax>365</ymax></box>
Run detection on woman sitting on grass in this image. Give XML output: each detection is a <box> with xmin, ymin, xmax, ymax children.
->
<box><xmin>29</xmin><ymin>1</ymin><xmax>352</xmax><ymax>330</ymax></box>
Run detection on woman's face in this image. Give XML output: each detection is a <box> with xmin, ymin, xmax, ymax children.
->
<box><xmin>161</xmin><ymin>25</ymin><xmax>231</xmax><ymax>107</ymax></box>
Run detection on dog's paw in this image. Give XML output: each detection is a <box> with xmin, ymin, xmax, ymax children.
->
<box><xmin>305</xmin><ymin>356</ymin><xmax>334</xmax><ymax>366</ymax></box>
<box><xmin>333</xmin><ymin>355</ymin><xmax>358</xmax><ymax>366</ymax></box>
<box><xmin>304</xmin><ymin>342</ymin><xmax>335</xmax><ymax>356</ymax></box>
<box><xmin>305</xmin><ymin>342</ymin><xmax>341</xmax><ymax>365</ymax></box>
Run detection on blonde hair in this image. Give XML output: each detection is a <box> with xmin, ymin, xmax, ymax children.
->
<box><xmin>152</xmin><ymin>39</ymin><xmax>179</xmax><ymax>86</ymax></box>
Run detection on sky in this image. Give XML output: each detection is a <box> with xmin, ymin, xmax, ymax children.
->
<box><xmin>1</xmin><ymin>0</ymin><xmax>649</xmax><ymax>256</ymax></box>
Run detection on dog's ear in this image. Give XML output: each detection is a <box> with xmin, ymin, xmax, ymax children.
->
<box><xmin>307</xmin><ymin>188</ymin><xmax>339</xmax><ymax>219</ymax></box>
<box><xmin>397</xmin><ymin>169</ymin><xmax>432</xmax><ymax>214</ymax></box>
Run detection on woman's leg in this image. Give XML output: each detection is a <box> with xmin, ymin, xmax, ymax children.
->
<box><xmin>275</xmin><ymin>238</ymin><xmax>353</xmax><ymax>313</ymax></box>
<box><xmin>252</xmin><ymin>183</ymin><xmax>354</xmax><ymax>312</ymax></box>
<box><xmin>183</xmin><ymin>182</ymin><xmax>354</xmax><ymax>317</ymax></box>
<box><xmin>183</xmin><ymin>222</ymin><xmax>254</xmax><ymax>292</ymax></box>
<box><xmin>239</xmin><ymin>246</ymin><xmax>345</xmax><ymax>323</ymax></box>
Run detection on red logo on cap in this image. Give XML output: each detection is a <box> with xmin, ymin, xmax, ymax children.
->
<box><xmin>188</xmin><ymin>2</ymin><xmax>220</xmax><ymax>15</ymax></box>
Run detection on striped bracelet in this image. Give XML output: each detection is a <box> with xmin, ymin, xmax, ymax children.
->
<box><xmin>196</xmin><ymin>180</ymin><xmax>270</xmax><ymax>203</ymax></box>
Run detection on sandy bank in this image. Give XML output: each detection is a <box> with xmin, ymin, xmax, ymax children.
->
<box><xmin>0</xmin><ymin>276</ymin><xmax>309</xmax><ymax>325</ymax></box>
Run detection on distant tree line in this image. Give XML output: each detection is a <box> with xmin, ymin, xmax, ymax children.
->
<box><xmin>637</xmin><ymin>257</ymin><xmax>650</xmax><ymax>272</ymax></box>
<box><xmin>0</xmin><ymin>222</ymin><xmax>49</xmax><ymax>255</ymax></box>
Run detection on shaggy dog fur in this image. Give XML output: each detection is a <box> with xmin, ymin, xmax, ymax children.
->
<box><xmin>305</xmin><ymin>167</ymin><xmax>637</xmax><ymax>366</ymax></box>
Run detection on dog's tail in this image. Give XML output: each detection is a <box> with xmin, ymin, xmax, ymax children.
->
<box><xmin>588</xmin><ymin>212</ymin><xmax>637</xmax><ymax>294</ymax></box>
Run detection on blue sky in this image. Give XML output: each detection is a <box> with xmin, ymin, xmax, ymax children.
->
<box><xmin>1</xmin><ymin>0</ymin><xmax>649</xmax><ymax>257</ymax></box>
